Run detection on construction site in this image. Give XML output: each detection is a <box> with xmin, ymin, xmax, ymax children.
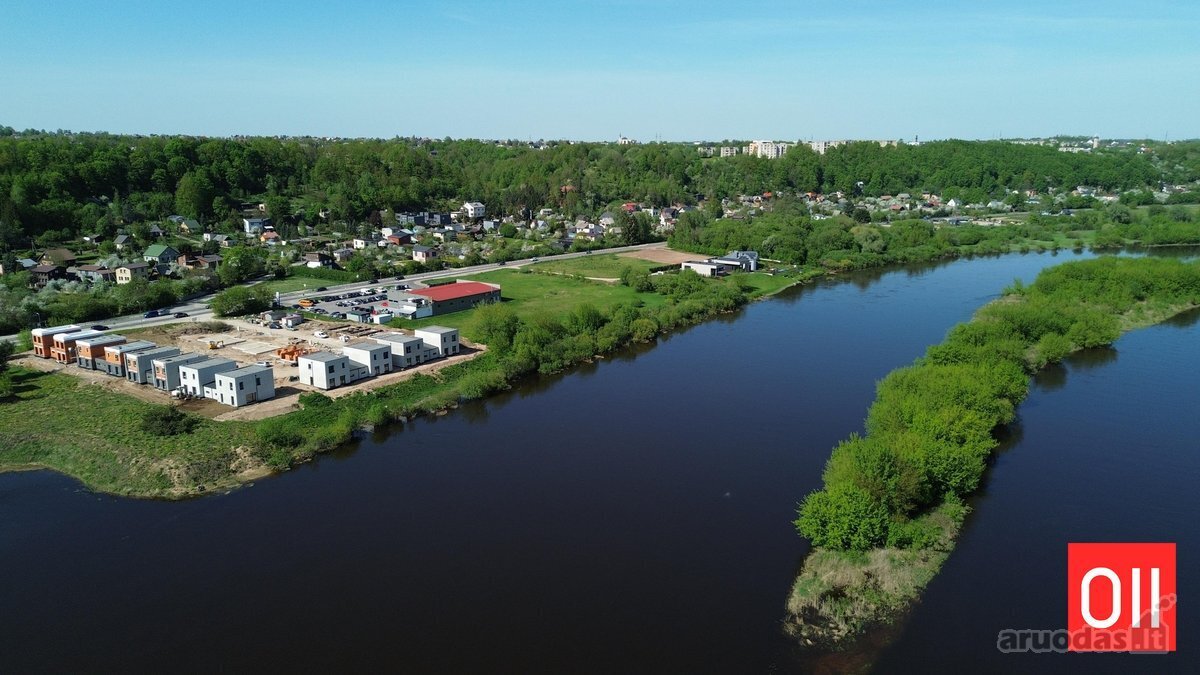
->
<box><xmin>17</xmin><ymin>315</ymin><xmax>482</xmax><ymax>423</ymax></box>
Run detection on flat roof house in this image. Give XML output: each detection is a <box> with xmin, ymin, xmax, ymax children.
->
<box><xmin>680</xmin><ymin>260</ymin><xmax>729</xmax><ymax>277</ymax></box>
<box><xmin>409</xmin><ymin>281</ymin><xmax>500</xmax><ymax>316</ymax></box>
<box><xmin>152</xmin><ymin>352</ymin><xmax>206</xmax><ymax>392</ymax></box>
<box><xmin>375</xmin><ymin>332</ymin><xmax>440</xmax><ymax>368</ymax></box>
<box><xmin>51</xmin><ymin>329</ymin><xmax>105</xmax><ymax>364</ymax></box>
<box><xmin>75</xmin><ymin>334</ymin><xmax>127</xmax><ymax>369</ymax></box>
<box><xmin>414</xmin><ymin>326</ymin><xmax>461</xmax><ymax>358</ymax></box>
<box><xmin>177</xmin><ymin>357</ymin><xmax>237</xmax><ymax>397</ymax></box>
<box><xmin>102</xmin><ymin>340</ymin><xmax>156</xmax><ymax>377</ymax></box>
<box><xmin>125</xmin><ymin>346</ymin><xmax>180</xmax><ymax>384</ymax></box>
<box><xmin>208</xmin><ymin>365</ymin><xmax>275</xmax><ymax>408</ymax></box>
<box><xmin>31</xmin><ymin>324</ymin><xmax>81</xmax><ymax>358</ymax></box>
<box><xmin>343</xmin><ymin>341</ymin><xmax>393</xmax><ymax>377</ymax></box>
<box><xmin>298</xmin><ymin>351</ymin><xmax>367</xmax><ymax>390</ymax></box>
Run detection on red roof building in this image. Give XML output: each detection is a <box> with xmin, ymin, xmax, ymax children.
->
<box><xmin>410</xmin><ymin>281</ymin><xmax>501</xmax><ymax>316</ymax></box>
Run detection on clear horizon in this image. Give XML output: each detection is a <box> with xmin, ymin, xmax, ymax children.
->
<box><xmin>2</xmin><ymin>1</ymin><xmax>1198</xmax><ymax>141</ymax></box>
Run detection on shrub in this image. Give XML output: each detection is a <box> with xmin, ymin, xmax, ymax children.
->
<box><xmin>140</xmin><ymin>405</ymin><xmax>199</xmax><ymax>437</ymax></box>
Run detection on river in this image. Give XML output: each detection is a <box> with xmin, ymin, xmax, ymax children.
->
<box><xmin>1</xmin><ymin>250</ymin><xmax>1195</xmax><ymax>673</ymax></box>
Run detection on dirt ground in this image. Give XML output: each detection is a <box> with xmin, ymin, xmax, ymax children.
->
<box><xmin>618</xmin><ymin>247</ymin><xmax>702</xmax><ymax>264</ymax></box>
<box><xmin>211</xmin><ymin>346</ymin><xmax>485</xmax><ymax>422</ymax></box>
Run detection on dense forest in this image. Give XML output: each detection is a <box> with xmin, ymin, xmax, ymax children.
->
<box><xmin>1</xmin><ymin>128</ymin><xmax>1194</xmax><ymax>251</ymax></box>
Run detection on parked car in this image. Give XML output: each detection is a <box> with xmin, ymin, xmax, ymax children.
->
<box><xmin>90</xmin><ymin>324</ymin><xmax>109</xmax><ymax>331</ymax></box>
<box><xmin>174</xmin><ymin>312</ymin><xmax>188</xmax><ymax>318</ymax></box>
<box><xmin>531</xmin><ymin>257</ymin><xmax>539</xmax><ymax>262</ymax></box>
<box><xmin>316</xmin><ymin>287</ymin><xmax>328</xmax><ymax>292</ymax></box>
<box><xmin>314</xmin><ymin>330</ymin><xmax>329</xmax><ymax>339</ymax></box>
<box><xmin>143</xmin><ymin>310</ymin><xmax>159</xmax><ymax>318</ymax></box>
<box><xmin>256</xmin><ymin>361</ymin><xmax>271</xmax><ymax>367</ymax></box>
<box><xmin>394</xmin><ymin>275</ymin><xmax>405</xmax><ymax>280</ymax></box>
<box><xmin>267</xmin><ymin>322</ymin><xmax>282</xmax><ymax>329</ymax></box>
<box><xmin>584</xmin><ymin>250</ymin><xmax>592</xmax><ymax>255</ymax></box>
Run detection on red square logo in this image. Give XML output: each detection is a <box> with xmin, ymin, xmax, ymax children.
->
<box><xmin>1068</xmin><ymin>543</ymin><xmax>1176</xmax><ymax>652</ymax></box>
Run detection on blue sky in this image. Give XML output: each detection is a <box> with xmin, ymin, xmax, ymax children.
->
<box><xmin>2</xmin><ymin>1</ymin><xmax>1198</xmax><ymax>140</ymax></box>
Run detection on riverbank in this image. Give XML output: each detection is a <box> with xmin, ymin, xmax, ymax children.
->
<box><xmin>784</xmin><ymin>256</ymin><xmax>1200</xmax><ymax>649</ymax></box>
<box><xmin>0</xmin><ymin>262</ymin><xmax>800</xmax><ymax>498</ymax></box>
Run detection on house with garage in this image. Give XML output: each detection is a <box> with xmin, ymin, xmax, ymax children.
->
<box><xmin>143</xmin><ymin>244</ymin><xmax>180</xmax><ymax>273</ymax></box>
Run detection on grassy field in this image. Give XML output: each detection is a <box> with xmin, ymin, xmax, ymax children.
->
<box><xmin>532</xmin><ymin>254</ymin><xmax>657</xmax><ymax>278</ymax></box>
<box><xmin>257</xmin><ymin>275</ymin><xmax>336</xmax><ymax>295</ymax></box>
<box><xmin>0</xmin><ymin>367</ymin><xmax>261</xmax><ymax>497</ymax></box>
<box><xmin>403</xmin><ymin>269</ymin><xmax>670</xmax><ymax>333</ymax></box>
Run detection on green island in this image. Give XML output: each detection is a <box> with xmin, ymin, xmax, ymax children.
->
<box><xmin>783</xmin><ymin>255</ymin><xmax>1200</xmax><ymax>648</ymax></box>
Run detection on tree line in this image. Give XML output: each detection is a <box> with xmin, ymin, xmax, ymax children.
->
<box><xmin>795</xmin><ymin>256</ymin><xmax>1200</xmax><ymax>551</ymax></box>
<box><xmin>1</xmin><ymin>131</ymin><xmax>1191</xmax><ymax>252</ymax></box>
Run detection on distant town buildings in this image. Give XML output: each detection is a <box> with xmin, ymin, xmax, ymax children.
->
<box><xmin>746</xmin><ymin>140</ymin><xmax>793</xmax><ymax>159</ymax></box>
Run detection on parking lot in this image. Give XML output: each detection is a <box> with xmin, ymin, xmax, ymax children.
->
<box><xmin>273</xmin><ymin>277</ymin><xmax>431</xmax><ymax>324</ymax></box>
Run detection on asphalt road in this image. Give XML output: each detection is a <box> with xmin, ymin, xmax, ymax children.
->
<box><xmin>1</xmin><ymin>242</ymin><xmax>667</xmax><ymax>343</ymax></box>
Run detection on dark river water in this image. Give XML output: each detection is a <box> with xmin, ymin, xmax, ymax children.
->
<box><xmin>1</xmin><ymin>250</ymin><xmax>1196</xmax><ymax>674</ymax></box>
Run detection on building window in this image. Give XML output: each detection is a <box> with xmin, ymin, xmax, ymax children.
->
<box><xmin>239</xmin><ymin>382</ymin><xmax>244</xmax><ymax>391</ymax></box>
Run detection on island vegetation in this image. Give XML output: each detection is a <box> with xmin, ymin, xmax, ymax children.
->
<box><xmin>784</xmin><ymin>256</ymin><xmax>1200</xmax><ymax>647</ymax></box>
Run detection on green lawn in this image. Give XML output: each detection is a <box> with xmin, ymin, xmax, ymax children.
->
<box><xmin>533</xmin><ymin>254</ymin><xmax>657</xmax><ymax>279</ymax></box>
<box><xmin>399</xmin><ymin>269</ymin><xmax>668</xmax><ymax>334</ymax></box>
<box><xmin>0</xmin><ymin>367</ymin><xmax>260</xmax><ymax>497</ymax></box>
<box><xmin>257</xmin><ymin>275</ymin><xmax>336</xmax><ymax>295</ymax></box>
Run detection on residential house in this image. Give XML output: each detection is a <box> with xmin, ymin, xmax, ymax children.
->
<box><xmin>243</xmin><ymin>217</ymin><xmax>269</xmax><ymax>234</ymax></box>
<box><xmin>74</xmin><ymin>334</ymin><xmax>126</xmax><ymax>370</ymax></box>
<box><xmin>332</xmin><ymin>247</ymin><xmax>355</xmax><ymax>262</ymax></box>
<box><xmin>414</xmin><ymin>326</ymin><xmax>461</xmax><ymax>357</ymax></box>
<box><xmin>148</xmin><ymin>223</ymin><xmax>166</xmax><ymax>238</ymax></box>
<box><xmin>343</xmin><ymin>342</ymin><xmax>393</xmax><ymax>376</ymax></box>
<box><xmin>412</xmin><ymin>245</ymin><xmax>435</xmax><ymax>263</ymax></box>
<box><xmin>680</xmin><ymin>260</ymin><xmax>730</xmax><ymax>277</ymax></box>
<box><xmin>599</xmin><ymin>211</ymin><xmax>616</xmax><ymax>227</ymax></box>
<box><xmin>116</xmin><ymin>262</ymin><xmax>151</xmax><ymax>284</ymax></box>
<box><xmin>374</xmin><ymin>332</ymin><xmax>436</xmax><ymax>368</ymax></box>
<box><xmin>143</xmin><ymin>244</ymin><xmax>179</xmax><ymax>273</ymax></box>
<box><xmin>203</xmin><ymin>233</ymin><xmax>232</xmax><ymax>247</ymax></box>
<box><xmin>31</xmin><ymin>264</ymin><xmax>67</xmax><ymax>287</ymax></box>
<box><xmin>101</xmin><ymin>341</ymin><xmax>156</xmax><ymax>377</ymax></box>
<box><xmin>40</xmin><ymin>248</ymin><xmax>77</xmax><ymax>267</ymax></box>
<box><xmin>298</xmin><ymin>352</ymin><xmax>366</xmax><ymax>390</ymax></box>
<box><xmin>125</xmin><ymin>346</ymin><xmax>181</xmax><ymax>384</ymax></box>
<box><xmin>178</xmin><ymin>218</ymin><xmax>199</xmax><ymax>234</ymax></box>
<box><xmin>177</xmin><ymin>254</ymin><xmax>222</xmax><ymax>274</ymax></box>
<box><xmin>712</xmin><ymin>250</ymin><xmax>759</xmax><ymax>271</ymax></box>
<box><xmin>152</xmin><ymin>353</ymin><xmax>205</xmax><ymax>391</ymax></box>
<box><xmin>304</xmin><ymin>251</ymin><xmax>333</xmax><ymax>268</ymax></box>
<box><xmin>0</xmin><ymin>257</ymin><xmax>37</xmax><ymax>275</ymax></box>
<box><xmin>31</xmin><ymin>324</ymin><xmax>81</xmax><ymax>358</ymax></box>
<box><xmin>208</xmin><ymin>365</ymin><xmax>275</xmax><ymax>407</ymax></box>
<box><xmin>177</xmin><ymin>358</ymin><xmax>238</xmax><ymax>397</ymax></box>
<box><xmin>72</xmin><ymin>264</ymin><xmax>116</xmax><ymax>284</ymax></box>
<box><xmin>260</xmin><ymin>230</ymin><xmax>281</xmax><ymax>245</ymax></box>
<box><xmin>51</xmin><ymin>329</ymin><xmax>105</xmax><ymax>364</ymax></box>
<box><xmin>113</xmin><ymin>234</ymin><xmax>132</xmax><ymax>251</ymax></box>
<box><xmin>462</xmin><ymin>201</ymin><xmax>486</xmax><ymax>220</ymax></box>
